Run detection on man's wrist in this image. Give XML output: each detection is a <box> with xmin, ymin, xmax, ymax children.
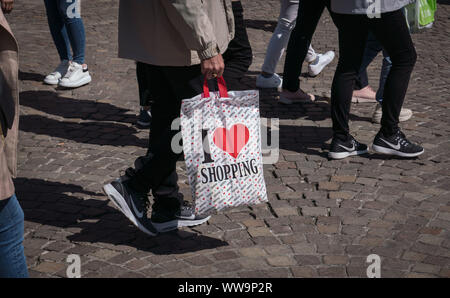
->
<box><xmin>198</xmin><ymin>43</ymin><xmax>220</xmax><ymax>61</ymax></box>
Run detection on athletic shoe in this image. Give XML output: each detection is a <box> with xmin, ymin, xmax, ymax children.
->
<box><xmin>137</xmin><ymin>108</ymin><xmax>152</xmax><ymax>128</ymax></box>
<box><xmin>279</xmin><ymin>89</ymin><xmax>315</xmax><ymax>105</ymax></box>
<box><xmin>372</xmin><ymin>104</ymin><xmax>413</xmax><ymax>124</ymax></box>
<box><xmin>103</xmin><ymin>179</ymin><xmax>157</xmax><ymax>236</ymax></box>
<box><xmin>59</xmin><ymin>61</ymin><xmax>92</xmax><ymax>88</ymax></box>
<box><xmin>328</xmin><ymin>135</ymin><xmax>368</xmax><ymax>159</ymax></box>
<box><xmin>372</xmin><ymin>130</ymin><xmax>424</xmax><ymax>158</ymax></box>
<box><xmin>256</xmin><ymin>73</ymin><xmax>282</xmax><ymax>89</ymax></box>
<box><xmin>351</xmin><ymin>86</ymin><xmax>376</xmax><ymax>103</ymax></box>
<box><xmin>44</xmin><ymin>60</ymin><xmax>70</xmax><ymax>85</ymax></box>
<box><xmin>308</xmin><ymin>51</ymin><xmax>335</xmax><ymax>77</ymax></box>
<box><xmin>151</xmin><ymin>201</ymin><xmax>211</xmax><ymax>233</ymax></box>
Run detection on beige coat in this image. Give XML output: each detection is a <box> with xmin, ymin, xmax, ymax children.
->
<box><xmin>118</xmin><ymin>0</ymin><xmax>235</xmax><ymax>66</ymax></box>
<box><xmin>0</xmin><ymin>8</ymin><xmax>19</xmax><ymax>201</ymax></box>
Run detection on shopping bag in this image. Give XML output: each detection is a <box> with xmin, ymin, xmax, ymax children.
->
<box><xmin>180</xmin><ymin>77</ymin><xmax>268</xmax><ymax>214</ymax></box>
<box><xmin>403</xmin><ymin>0</ymin><xmax>437</xmax><ymax>34</ymax></box>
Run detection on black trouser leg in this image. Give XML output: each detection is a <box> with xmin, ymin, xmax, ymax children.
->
<box><xmin>369</xmin><ymin>10</ymin><xmax>417</xmax><ymax>136</ymax></box>
<box><xmin>223</xmin><ymin>0</ymin><xmax>253</xmax><ymax>86</ymax></box>
<box><xmin>330</xmin><ymin>14</ymin><xmax>369</xmax><ymax>141</ymax></box>
<box><xmin>128</xmin><ymin>64</ymin><xmax>203</xmax><ymax>213</ymax></box>
<box><xmin>136</xmin><ymin>62</ymin><xmax>152</xmax><ymax>107</ymax></box>
<box><xmin>281</xmin><ymin>0</ymin><xmax>329</xmax><ymax>92</ymax></box>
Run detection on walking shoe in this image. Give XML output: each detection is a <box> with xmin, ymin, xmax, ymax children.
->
<box><xmin>103</xmin><ymin>179</ymin><xmax>157</xmax><ymax>236</ymax></box>
<box><xmin>44</xmin><ymin>60</ymin><xmax>70</xmax><ymax>85</ymax></box>
<box><xmin>328</xmin><ymin>135</ymin><xmax>368</xmax><ymax>159</ymax></box>
<box><xmin>59</xmin><ymin>61</ymin><xmax>92</xmax><ymax>88</ymax></box>
<box><xmin>372</xmin><ymin>130</ymin><xmax>424</xmax><ymax>158</ymax></box>
<box><xmin>137</xmin><ymin>108</ymin><xmax>152</xmax><ymax>128</ymax></box>
<box><xmin>279</xmin><ymin>89</ymin><xmax>315</xmax><ymax>105</ymax></box>
<box><xmin>151</xmin><ymin>201</ymin><xmax>211</xmax><ymax>233</ymax></box>
<box><xmin>256</xmin><ymin>73</ymin><xmax>282</xmax><ymax>89</ymax></box>
<box><xmin>352</xmin><ymin>86</ymin><xmax>376</xmax><ymax>103</ymax></box>
<box><xmin>308</xmin><ymin>51</ymin><xmax>335</xmax><ymax>77</ymax></box>
<box><xmin>372</xmin><ymin>104</ymin><xmax>413</xmax><ymax>124</ymax></box>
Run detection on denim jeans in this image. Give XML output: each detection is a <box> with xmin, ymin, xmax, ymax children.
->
<box><xmin>44</xmin><ymin>0</ymin><xmax>86</xmax><ymax>64</ymax></box>
<box><xmin>0</xmin><ymin>194</ymin><xmax>28</xmax><ymax>278</ymax></box>
<box><xmin>261</xmin><ymin>0</ymin><xmax>316</xmax><ymax>75</ymax></box>
<box><xmin>355</xmin><ymin>32</ymin><xmax>393</xmax><ymax>103</ymax></box>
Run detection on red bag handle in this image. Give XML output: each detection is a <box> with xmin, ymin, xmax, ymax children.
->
<box><xmin>202</xmin><ymin>76</ymin><xmax>229</xmax><ymax>98</ymax></box>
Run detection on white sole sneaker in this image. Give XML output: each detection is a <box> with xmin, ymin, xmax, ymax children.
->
<box><xmin>328</xmin><ymin>149</ymin><xmax>368</xmax><ymax>160</ymax></box>
<box><xmin>152</xmin><ymin>216</ymin><xmax>211</xmax><ymax>233</ymax></box>
<box><xmin>44</xmin><ymin>77</ymin><xmax>59</xmax><ymax>85</ymax></box>
<box><xmin>308</xmin><ymin>51</ymin><xmax>335</xmax><ymax>77</ymax></box>
<box><xmin>372</xmin><ymin>144</ymin><xmax>424</xmax><ymax>158</ymax></box>
<box><xmin>102</xmin><ymin>183</ymin><xmax>157</xmax><ymax>236</ymax></box>
<box><xmin>256</xmin><ymin>74</ymin><xmax>282</xmax><ymax>89</ymax></box>
<box><xmin>59</xmin><ymin>73</ymin><xmax>92</xmax><ymax>88</ymax></box>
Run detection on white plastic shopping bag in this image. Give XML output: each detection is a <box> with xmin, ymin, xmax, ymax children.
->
<box><xmin>180</xmin><ymin>77</ymin><xmax>268</xmax><ymax>214</ymax></box>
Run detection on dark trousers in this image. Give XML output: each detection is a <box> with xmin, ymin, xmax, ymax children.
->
<box><xmin>128</xmin><ymin>64</ymin><xmax>203</xmax><ymax>213</ymax></box>
<box><xmin>331</xmin><ymin>9</ymin><xmax>417</xmax><ymax>141</ymax></box>
<box><xmin>223</xmin><ymin>0</ymin><xmax>253</xmax><ymax>87</ymax></box>
<box><xmin>282</xmin><ymin>0</ymin><xmax>333</xmax><ymax>92</ymax></box>
<box><xmin>136</xmin><ymin>62</ymin><xmax>152</xmax><ymax>107</ymax></box>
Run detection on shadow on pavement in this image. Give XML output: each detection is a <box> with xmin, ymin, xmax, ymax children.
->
<box><xmin>19</xmin><ymin>114</ymin><xmax>148</xmax><ymax>148</ymax></box>
<box><xmin>244</xmin><ymin>19</ymin><xmax>277</xmax><ymax>32</ymax></box>
<box><xmin>19</xmin><ymin>71</ymin><xmax>46</xmax><ymax>82</ymax></box>
<box><xmin>20</xmin><ymin>90</ymin><xmax>136</xmax><ymax>125</ymax></box>
<box><xmin>15</xmin><ymin>178</ymin><xmax>228</xmax><ymax>255</ymax></box>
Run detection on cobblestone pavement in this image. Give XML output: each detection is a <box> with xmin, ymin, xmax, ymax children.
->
<box><xmin>6</xmin><ymin>0</ymin><xmax>450</xmax><ymax>278</ymax></box>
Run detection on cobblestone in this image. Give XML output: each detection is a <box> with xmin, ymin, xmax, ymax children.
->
<box><xmin>6</xmin><ymin>0</ymin><xmax>450</xmax><ymax>278</ymax></box>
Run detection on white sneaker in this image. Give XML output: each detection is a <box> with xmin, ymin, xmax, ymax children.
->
<box><xmin>308</xmin><ymin>51</ymin><xmax>335</xmax><ymax>77</ymax></box>
<box><xmin>372</xmin><ymin>104</ymin><xmax>413</xmax><ymax>124</ymax></box>
<box><xmin>59</xmin><ymin>61</ymin><xmax>92</xmax><ymax>88</ymax></box>
<box><xmin>256</xmin><ymin>73</ymin><xmax>282</xmax><ymax>89</ymax></box>
<box><xmin>279</xmin><ymin>89</ymin><xmax>315</xmax><ymax>105</ymax></box>
<box><xmin>44</xmin><ymin>60</ymin><xmax>70</xmax><ymax>85</ymax></box>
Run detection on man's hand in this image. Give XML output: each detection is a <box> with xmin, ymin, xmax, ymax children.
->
<box><xmin>1</xmin><ymin>0</ymin><xmax>14</xmax><ymax>13</ymax></box>
<box><xmin>201</xmin><ymin>54</ymin><xmax>225</xmax><ymax>80</ymax></box>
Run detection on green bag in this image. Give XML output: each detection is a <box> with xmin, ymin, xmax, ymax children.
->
<box><xmin>403</xmin><ymin>0</ymin><xmax>437</xmax><ymax>34</ymax></box>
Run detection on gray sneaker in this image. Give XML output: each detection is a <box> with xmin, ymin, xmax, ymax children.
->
<box><xmin>151</xmin><ymin>201</ymin><xmax>211</xmax><ymax>233</ymax></box>
<box><xmin>103</xmin><ymin>179</ymin><xmax>157</xmax><ymax>236</ymax></box>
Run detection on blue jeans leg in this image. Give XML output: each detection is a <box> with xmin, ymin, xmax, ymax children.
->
<box><xmin>58</xmin><ymin>0</ymin><xmax>86</xmax><ymax>64</ymax></box>
<box><xmin>44</xmin><ymin>0</ymin><xmax>72</xmax><ymax>61</ymax></box>
<box><xmin>376</xmin><ymin>50</ymin><xmax>393</xmax><ymax>103</ymax></box>
<box><xmin>0</xmin><ymin>194</ymin><xmax>28</xmax><ymax>278</ymax></box>
<box><xmin>355</xmin><ymin>31</ymin><xmax>383</xmax><ymax>90</ymax></box>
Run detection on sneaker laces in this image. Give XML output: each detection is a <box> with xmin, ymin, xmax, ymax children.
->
<box><xmin>394</xmin><ymin>130</ymin><xmax>411</xmax><ymax>147</ymax></box>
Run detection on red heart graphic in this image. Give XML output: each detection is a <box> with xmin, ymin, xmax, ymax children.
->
<box><xmin>213</xmin><ymin>124</ymin><xmax>250</xmax><ymax>159</ymax></box>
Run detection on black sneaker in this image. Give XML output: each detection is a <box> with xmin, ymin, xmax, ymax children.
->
<box><xmin>151</xmin><ymin>201</ymin><xmax>211</xmax><ymax>233</ymax></box>
<box><xmin>372</xmin><ymin>130</ymin><xmax>424</xmax><ymax>157</ymax></box>
<box><xmin>328</xmin><ymin>135</ymin><xmax>368</xmax><ymax>159</ymax></box>
<box><xmin>103</xmin><ymin>179</ymin><xmax>157</xmax><ymax>236</ymax></box>
<box><xmin>136</xmin><ymin>108</ymin><xmax>152</xmax><ymax>128</ymax></box>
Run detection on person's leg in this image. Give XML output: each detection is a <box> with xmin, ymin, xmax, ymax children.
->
<box><xmin>376</xmin><ymin>49</ymin><xmax>393</xmax><ymax>102</ymax></box>
<box><xmin>260</xmin><ymin>0</ymin><xmax>299</xmax><ymax>76</ymax></box>
<box><xmin>57</xmin><ymin>0</ymin><xmax>86</xmax><ymax>65</ymax></box>
<box><xmin>0</xmin><ymin>195</ymin><xmax>28</xmax><ymax>278</ymax></box>
<box><xmin>44</xmin><ymin>0</ymin><xmax>72</xmax><ymax>62</ymax></box>
<box><xmin>331</xmin><ymin>13</ymin><xmax>368</xmax><ymax>142</ymax></box>
<box><xmin>128</xmin><ymin>65</ymin><xmax>203</xmax><ymax>203</ymax></box>
<box><xmin>136</xmin><ymin>62</ymin><xmax>152</xmax><ymax>128</ymax></box>
<box><xmin>282</xmin><ymin>0</ymin><xmax>326</xmax><ymax>92</ymax></box>
<box><xmin>355</xmin><ymin>32</ymin><xmax>383</xmax><ymax>90</ymax></box>
<box><xmin>369</xmin><ymin>10</ymin><xmax>417</xmax><ymax>136</ymax></box>
<box><xmin>222</xmin><ymin>0</ymin><xmax>252</xmax><ymax>86</ymax></box>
